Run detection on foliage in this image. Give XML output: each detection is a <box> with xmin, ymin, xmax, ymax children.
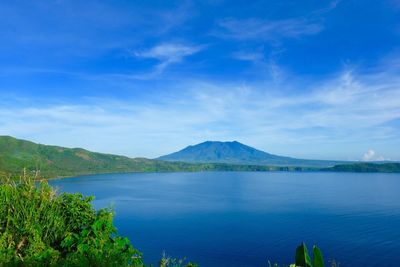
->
<box><xmin>0</xmin><ymin>135</ymin><xmax>170</xmax><ymax>178</ymax></box>
<box><xmin>269</xmin><ymin>243</ymin><xmax>331</xmax><ymax>267</ymax></box>
<box><xmin>294</xmin><ymin>243</ymin><xmax>324</xmax><ymax>267</ymax></box>
<box><xmin>158</xmin><ymin>253</ymin><xmax>198</xmax><ymax>267</ymax></box>
<box><xmin>323</xmin><ymin>162</ymin><xmax>400</xmax><ymax>173</ymax></box>
<box><xmin>0</xmin><ymin>174</ymin><xmax>144</xmax><ymax>266</ymax></box>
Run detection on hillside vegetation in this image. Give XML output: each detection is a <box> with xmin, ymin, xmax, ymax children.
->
<box><xmin>0</xmin><ymin>135</ymin><xmax>180</xmax><ymax>178</ymax></box>
<box><xmin>323</xmin><ymin>163</ymin><xmax>400</xmax><ymax>173</ymax></box>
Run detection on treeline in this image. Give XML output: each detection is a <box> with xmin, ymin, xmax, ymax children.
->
<box><xmin>322</xmin><ymin>163</ymin><xmax>400</xmax><ymax>173</ymax></box>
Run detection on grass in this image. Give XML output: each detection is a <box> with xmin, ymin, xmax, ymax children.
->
<box><xmin>0</xmin><ymin>173</ymin><xmax>144</xmax><ymax>266</ymax></box>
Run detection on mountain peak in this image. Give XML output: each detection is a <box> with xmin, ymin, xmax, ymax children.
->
<box><xmin>158</xmin><ymin>141</ymin><xmax>282</xmax><ymax>165</ymax></box>
<box><xmin>198</xmin><ymin>140</ymin><xmax>242</xmax><ymax>146</ymax></box>
<box><xmin>157</xmin><ymin>141</ymin><xmax>342</xmax><ymax>167</ymax></box>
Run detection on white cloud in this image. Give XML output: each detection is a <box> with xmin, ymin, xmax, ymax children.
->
<box><xmin>134</xmin><ymin>43</ymin><xmax>203</xmax><ymax>74</ymax></box>
<box><xmin>362</xmin><ymin>149</ymin><xmax>376</xmax><ymax>161</ymax></box>
<box><xmin>362</xmin><ymin>150</ymin><xmax>387</xmax><ymax>161</ymax></box>
<box><xmin>214</xmin><ymin>18</ymin><xmax>323</xmax><ymax>41</ymax></box>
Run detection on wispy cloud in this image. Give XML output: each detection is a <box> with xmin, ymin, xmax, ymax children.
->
<box><xmin>214</xmin><ymin>18</ymin><xmax>323</xmax><ymax>41</ymax></box>
<box><xmin>311</xmin><ymin>0</ymin><xmax>343</xmax><ymax>15</ymax></box>
<box><xmin>134</xmin><ymin>43</ymin><xmax>203</xmax><ymax>74</ymax></box>
<box><xmin>1</xmin><ymin>60</ymin><xmax>400</xmax><ymax>160</ymax></box>
<box><xmin>0</xmin><ymin>1</ymin><xmax>193</xmax><ymax>58</ymax></box>
<box><xmin>213</xmin><ymin>1</ymin><xmax>342</xmax><ymax>44</ymax></box>
<box><xmin>230</xmin><ymin>49</ymin><xmax>286</xmax><ymax>82</ymax></box>
<box><xmin>232</xmin><ymin>51</ymin><xmax>265</xmax><ymax>62</ymax></box>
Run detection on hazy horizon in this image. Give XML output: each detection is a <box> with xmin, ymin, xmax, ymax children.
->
<box><xmin>0</xmin><ymin>0</ymin><xmax>399</xmax><ymax>161</ymax></box>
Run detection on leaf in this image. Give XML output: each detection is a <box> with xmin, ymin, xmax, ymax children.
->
<box><xmin>295</xmin><ymin>242</ymin><xmax>313</xmax><ymax>267</ymax></box>
<box><xmin>313</xmin><ymin>245</ymin><xmax>325</xmax><ymax>267</ymax></box>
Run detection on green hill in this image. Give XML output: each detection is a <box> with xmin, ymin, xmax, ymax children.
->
<box><xmin>0</xmin><ymin>136</ymin><xmax>193</xmax><ymax>178</ymax></box>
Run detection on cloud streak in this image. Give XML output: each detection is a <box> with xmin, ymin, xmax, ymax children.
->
<box><xmin>214</xmin><ymin>18</ymin><xmax>323</xmax><ymax>42</ymax></box>
<box><xmin>134</xmin><ymin>43</ymin><xmax>203</xmax><ymax>74</ymax></box>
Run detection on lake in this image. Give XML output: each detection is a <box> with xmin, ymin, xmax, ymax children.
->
<box><xmin>49</xmin><ymin>172</ymin><xmax>400</xmax><ymax>267</ymax></box>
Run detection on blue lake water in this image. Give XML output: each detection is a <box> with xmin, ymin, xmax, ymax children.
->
<box><xmin>49</xmin><ymin>172</ymin><xmax>400</xmax><ymax>267</ymax></box>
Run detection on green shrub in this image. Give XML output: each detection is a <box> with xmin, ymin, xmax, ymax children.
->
<box><xmin>0</xmin><ymin>175</ymin><xmax>143</xmax><ymax>266</ymax></box>
<box><xmin>158</xmin><ymin>253</ymin><xmax>198</xmax><ymax>267</ymax></box>
<box><xmin>294</xmin><ymin>243</ymin><xmax>324</xmax><ymax>267</ymax></box>
<box><xmin>269</xmin><ymin>243</ymin><xmax>332</xmax><ymax>267</ymax></box>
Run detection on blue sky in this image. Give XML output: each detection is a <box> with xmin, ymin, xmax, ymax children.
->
<box><xmin>0</xmin><ymin>0</ymin><xmax>400</xmax><ymax>160</ymax></box>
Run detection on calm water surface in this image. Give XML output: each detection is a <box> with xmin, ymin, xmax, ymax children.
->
<box><xmin>50</xmin><ymin>172</ymin><xmax>400</xmax><ymax>267</ymax></box>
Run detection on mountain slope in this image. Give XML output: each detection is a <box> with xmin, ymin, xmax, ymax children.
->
<box><xmin>158</xmin><ymin>141</ymin><xmax>343</xmax><ymax>167</ymax></box>
<box><xmin>0</xmin><ymin>136</ymin><xmax>207</xmax><ymax>178</ymax></box>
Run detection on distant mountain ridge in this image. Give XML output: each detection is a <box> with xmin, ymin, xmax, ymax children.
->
<box><xmin>158</xmin><ymin>141</ymin><xmax>344</xmax><ymax>167</ymax></box>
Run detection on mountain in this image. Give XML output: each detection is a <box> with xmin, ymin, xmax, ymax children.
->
<box><xmin>158</xmin><ymin>141</ymin><xmax>343</xmax><ymax>167</ymax></box>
